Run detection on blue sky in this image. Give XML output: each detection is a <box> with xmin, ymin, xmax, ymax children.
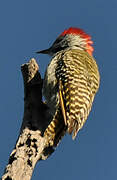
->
<box><xmin>0</xmin><ymin>0</ymin><xmax>117</xmax><ymax>179</ymax></box>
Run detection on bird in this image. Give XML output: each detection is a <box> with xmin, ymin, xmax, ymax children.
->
<box><xmin>37</xmin><ymin>27</ymin><xmax>100</xmax><ymax>146</ymax></box>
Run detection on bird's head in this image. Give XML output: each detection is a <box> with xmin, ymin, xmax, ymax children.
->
<box><xmin>37</xmin><ymin>27</ymin><xmax>94</xmax><ymax>56</ymax></box>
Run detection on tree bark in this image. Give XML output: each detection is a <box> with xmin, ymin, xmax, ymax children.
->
<box><xmin>1</xmin><ymin>58</ymin><xmax>54</xmax><ymax>180</ymax></box>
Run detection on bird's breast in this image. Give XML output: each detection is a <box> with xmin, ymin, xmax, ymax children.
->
<box><xmin>43</xmin><ymin>56</ymin><xmax>59</xmax><ymax>115</ymax></box>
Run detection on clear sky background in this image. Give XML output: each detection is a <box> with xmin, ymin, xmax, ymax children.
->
<box><xmin>0</xmin><ymin>0</ymin><xmax>117</xmax><ymax>180</ymax></box>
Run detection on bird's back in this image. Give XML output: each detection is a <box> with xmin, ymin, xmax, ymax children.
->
<box><xmin>43</xmin><ymin>49</ymin><xmax>100</xmax><ymax>141</ymax></box>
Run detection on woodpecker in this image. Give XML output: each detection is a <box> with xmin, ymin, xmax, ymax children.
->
<box><xmin>37</xmin><ymin>27</ymin><xmax>100</xmax><ymax>146</ymax></box>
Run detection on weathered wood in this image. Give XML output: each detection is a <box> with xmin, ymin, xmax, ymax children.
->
<box><xmin>1</xmin><ymin>58</ymin><xmax>54</xmax><ymax>180</ymax></box>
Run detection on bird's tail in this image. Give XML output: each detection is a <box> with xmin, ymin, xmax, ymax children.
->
<box><xmin>44</xmin><ymin>108</ymin><xmax>67</xmax><ymax>147</ymax></box>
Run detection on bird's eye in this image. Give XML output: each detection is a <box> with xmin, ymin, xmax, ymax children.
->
<box><xmin>53</xmin><ymin>36</ymin><xmax>64</xmax><ymax>46</ymax></box>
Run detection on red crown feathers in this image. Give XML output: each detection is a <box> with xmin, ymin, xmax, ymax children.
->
<box><xmin>60</xmin><ymin>27</ymin><xmax>94</xmax><ymax>55</ymax></box>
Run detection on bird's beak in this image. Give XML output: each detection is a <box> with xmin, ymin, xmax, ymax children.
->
<box><xmin>36</xmin><ymin>48</ymin><xmax>50</xmax><ymax>54</ymax></box>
